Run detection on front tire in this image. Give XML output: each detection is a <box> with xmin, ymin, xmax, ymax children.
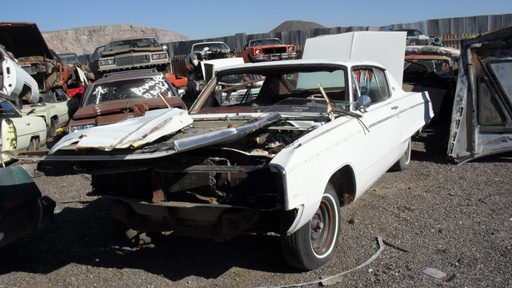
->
<box><xmin>281</xmin><ymin>183</ymin><xmax>340</xmax><ymax>271</ymax></box>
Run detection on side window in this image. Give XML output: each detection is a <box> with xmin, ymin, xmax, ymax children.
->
<box><xmin>352</xmin><ymin>67</ymin><xmax>390</xmax><ymax>104</ymax></box>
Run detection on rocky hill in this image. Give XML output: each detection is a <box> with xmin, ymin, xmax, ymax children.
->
<box><xmin>42</xmin><ymin>24</ymin><xmax>189</xmax><ymax>56</ymax></box>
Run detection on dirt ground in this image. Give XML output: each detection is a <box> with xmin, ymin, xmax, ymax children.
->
<box><xmin>0</xmin><ymin>120</ymin><xmax>510</xmax><ymax>287</ymax></box>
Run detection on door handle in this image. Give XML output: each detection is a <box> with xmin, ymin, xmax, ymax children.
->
<box><xmin>391</xmin><ymin>106</ymin><xmax>399</xmax><ymax>110</ymax></box>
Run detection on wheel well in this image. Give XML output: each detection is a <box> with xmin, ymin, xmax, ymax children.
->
<box><xmin>329</xmin><ymin>165</ymin><xmax>356</xmax><ymax>206</ymax></box>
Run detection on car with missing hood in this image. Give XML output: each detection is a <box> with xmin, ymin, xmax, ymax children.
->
<box><xmin>67</xmin><ymin>70</ymin><xmax>187</xmax><ymax>133</ymax></box>
<box><xmin>447</xmin><ymin>25</ymin><xmax>512</xmax><ymax>164</ymax></box>
<box><xmin>34</xmin><ymin>31</ymin><xmax>433</xmax><ymax>271</ymax></box>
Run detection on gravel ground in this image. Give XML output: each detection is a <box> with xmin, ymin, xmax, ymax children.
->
<box><xmin>0</xmin><ymin>120</ymin><xmax>511</xmax><ymax>287</ymax></box>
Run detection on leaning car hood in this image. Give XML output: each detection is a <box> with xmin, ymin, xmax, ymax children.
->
<box><xmin>52</xmin><ymin>108</ymin><xmax>193</xmax><ymax>152</ymax></box>
<box><xmin>0</xmin><ymin>22</ymin><xmax>53</xmax><ymax>59</ymax></box>
<box><xmin>447</xmin><ymin>25</ymin><xmax>512</xmax><ymax>164</ymax></box>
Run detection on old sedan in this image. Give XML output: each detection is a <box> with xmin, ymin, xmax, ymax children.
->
<box><xmin>37</xmin><ymin>31</ymin><xmax>433</xmax><ymax>271</ymax></box>
<box><xmin>240</xmin><ymin>38</ymin><xmax>297</xmax><ymax>63</ymax></box>
<box><xmin>67</xmin><ymin>70</ymin><xmax>187</xmax><ymax>133</ymax></box>
<box><xmin>1</xmin><ymin>99</ymin><xmax>47</xmax><ymax>164</ymax></box>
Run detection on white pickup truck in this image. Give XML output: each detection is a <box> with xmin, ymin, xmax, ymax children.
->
<box><xmin>37</xmin><ymin>31</ymin><xmax>433</xmax><ymax>271</ymax></box>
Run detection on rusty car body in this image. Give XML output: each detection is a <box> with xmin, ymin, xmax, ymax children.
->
<box><xmin>34</xmin><ymin>31</ymin><xmax>433</xmax><ymax>271</ymax></box>
<box><xmin>0</xmin><ymin>22</ymin><xmax>70</xmax><ymax>100</ymax></box>
<box><xmin>0</xmin><ymin>166</ymin><xmax>55</xmax><ymax>248</ymax></box>
<box><xmin>240</xmin><ymin>38</ymin><xmax>297</xmax><ymax>63</ymax></box>
<box><xmin>96</xmin><ymin>37</ymin><xmax>170</xmax><ymax>78</ymax></box>
<box><xmin>67</xmin><ymin>70</ymin><xmax>186</xmax><ymax>133</ymax></box>
<box><xmin>0</xmin><ymin>43</ymin><xmax>40</xmax><ymax>107</ymax></box>
<box><xmin>447</xmin><ymin>25</ymin><xmax>512</xmax><ymax>163</ymax></box>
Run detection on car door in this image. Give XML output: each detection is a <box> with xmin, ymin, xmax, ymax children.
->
<box><xmin>352</xmin><ymin>66</ymin><xmax>400</xmax><ymax>182</ymax></box>
<box><xmin>448</xmin><ymin>26</ymin><xmax>512</xmax><ymax>163</ymax></box>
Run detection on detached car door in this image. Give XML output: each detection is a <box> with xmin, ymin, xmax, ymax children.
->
<box><xmin>448</xmin><ymin>26</ymin><xmax>512</xmax><ymax>163</ymax></box>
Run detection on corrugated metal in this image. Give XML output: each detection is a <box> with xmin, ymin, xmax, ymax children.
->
<box><xmin>164</xmin><ymin>13</ymin><xmax>512</xmax><ymax>63</ymax></box>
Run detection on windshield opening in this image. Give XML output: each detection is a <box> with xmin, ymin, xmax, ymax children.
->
<box><xmin>191</xmin><ymin>66</ymin><xmax>349</xmax><ymax>115</ymax></box>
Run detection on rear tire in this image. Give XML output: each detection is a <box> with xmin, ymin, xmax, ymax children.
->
<box><xmin>390</xmin><ymin>137</ymin><xmax>411</xmax><ymax>171</ymax></box>
<box><xmin>48</xmin><ymin>118</ymin><xmax>58</xmax><ymax>138</ymax></box>
<box><xmin>27</xmin><ymin>137</ymin><xmax>39</xmax><ymax>151</ymax></box>
<box><xmin>281</xmin><ymin>183</ymin><xmax>340</xmax><ymax>271</ymax></box>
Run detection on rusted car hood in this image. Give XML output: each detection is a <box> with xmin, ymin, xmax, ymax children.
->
<box><xmin>447</xmin><ymin>25</ymin><xmax>512</xmax><ymax>163</ymax></box>
<box><xmin>0</xmin><ymin>22</ymin><xmax>53</xmax><ymax>59</ymax></box>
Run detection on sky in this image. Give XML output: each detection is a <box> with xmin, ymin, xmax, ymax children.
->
<box><xmin>2</xmin><ymin>0</ymin><xmax>511</xmax><ymax>40</ymax></box>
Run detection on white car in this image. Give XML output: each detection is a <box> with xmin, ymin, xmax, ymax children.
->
<box><xmin>22</xmin><ymin>89</ymin><xmax>70</xmax><ymax>138</ymax></box>
<box><xmin>38</xmin><ymin>31</ymin><xmax>433</xmax><ymax>270</ymax></box>
<box><xmin>1</xmin><ymin>99</ymin><xmax>47</xmax><ymax>164</ymax></box>
<box><xmin>0</xmin><ymin>44</ymin><xmax>40</xmax><ymax>107</ymax></box>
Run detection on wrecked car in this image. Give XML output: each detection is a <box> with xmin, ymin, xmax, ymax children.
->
<box><xmin>184</xmin><ymin>41</ymin><xmax>236</xmax><ymax>98</ymax></box>
<box><xmin>97</xmin><ymin>37</ymin><xmax>170</xmax><ymax>78</ymax></box>
<box><xmin>88</xmin><ymin>45</ymin><xmax>105</xmax><ymax>80</ymax></box>
<box><xmin>34</xmin><ymin>31</ymin><xmax>433</xmax><ymax>271</ymax></box>
<box><xmin>0</xmin><ymin>22</ymin><xmax>70</xmax><ymax>101</ymax></box>
<box><xmin>448</xmin><ymin>25</ymin><xmax>512</xmax><ymax>163</ymax></box>
<box><xmin>21</xmin><ymin>89</ymin><xmax>70</xmax><ymax>138</ymax></box>
<box><xmin>1</xmin><ymin>99</ymin><xmax>47</xmax><ymax>164</ymax></box>
<box><xmin>240</xmin><ymin>38</ymin><xmax>297</xmax><ymax>63</ymax></box>
<box><xmin>0</xmin><ymin>43</ymin><xmax>40</xmax><ymax>107</ymax></box>
<box><xmin>391</xmin><ymin>28</ymin><xmax>443</xmax><ymax>46</ymax></box>
<box><xmin>0</xmin><ymin>166</ymin><xmax>55</xmax><ymax>248</ymax></box>
<box><xmin>67</xmin><ymin>70</ymin><xmax>186</xmax><ymax>133</ymax></box>
<box><xmin>403</xmin><ymin>45</ymin><xmax>460</xmax><ymax>121</ymax></box>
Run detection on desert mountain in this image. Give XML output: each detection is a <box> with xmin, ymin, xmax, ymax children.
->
<box><xmin>42</xmin><ymin>24</ymin><xmax>189</xmax><ymax>56</ymax></box>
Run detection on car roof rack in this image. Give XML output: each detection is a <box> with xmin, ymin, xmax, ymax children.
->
<box><xmin>102</xmin><ymin>68</ymin><xmax>159</xmax><ymax>78</ymax></box>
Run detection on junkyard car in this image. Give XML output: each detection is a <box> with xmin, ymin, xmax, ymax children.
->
<box><xmin>0</xmin><ymin>22</ymin><xmax>70</xmax><ymax>101</ymax></box>
<box><xmin>184</xmin><ymin>41</ymin><xmax>235</xmax><ymax>98</ymax></box>
<box><xmin>403</xmin><ymin>45</ymin><xmax>460</xmax><ymax>120</ymax></box>
<box><xmin>447</xmin><ymin>25</ymin><xmax>512</xmax><ymax>163</ymax></box>
<box><xmin>37</xmin><ymin>31</ymin><xmax>432</xmax><ymax>270</ymax></box>
<box><xmin>391</xmin><ymin>28</ymin><xmax>443</xmax><ymax>46</ymax></box>
<box><xmin>88</xmin><ymin>45</ymin><xmax>105</xmax><ymax>80</ymax></box>
<box><xmin>1</xmin><ymin>99</ymin><xmax>47</xmax><ymax>164</ymax></box>
<box><xmin>67</xmin><ymin>70</ymin><xmax>187</xmax><ymax>133</ymax></box>
<box><xmin>240</xmin><ymin>38</ymin><xmax>297</xmax><ymax>63</ymax></box>
<box><xmin>0</xmin><ymin>44</ymin><xmax>40</xmax><ymax>107</ymax></box>
<box><xmin>21</xmin><ymin>89</ymin><xmax>70</xmax><ymax>138</ymax></box>
<box><xmin>0</xmin><ymin>166</ymin><xmax>55</xmax><ymax>248</ymax></box>
<box><xmin>96</xmin><ymin>37</ymin><xmax>170</xmax><ymax>78</ymax></box>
